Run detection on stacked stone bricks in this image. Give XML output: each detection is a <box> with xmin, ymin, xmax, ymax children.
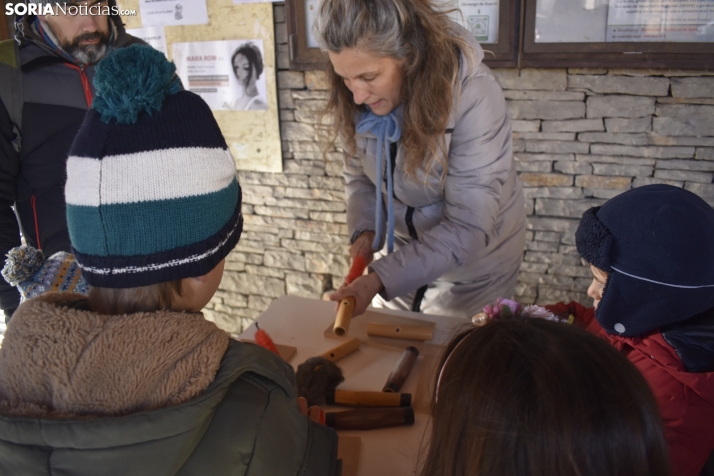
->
<box><xmin>201</xmin><ymin>4</ymin><xmax>714</xmax><ymax>334</ymax></box>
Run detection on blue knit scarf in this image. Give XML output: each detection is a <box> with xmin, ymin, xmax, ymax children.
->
<box><xmin>356</xmin><ymin>108</ymin><xmax>402</xmax><ymax>254</ymax></box>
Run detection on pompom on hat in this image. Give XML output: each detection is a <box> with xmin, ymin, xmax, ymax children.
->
<box><xmin>2</xmin><ymin>246</ymin><xmax>89</xmax><ymax>301</ymax></box>
<box><xmin>575</xmin><ymin>184</ymin><xmax>714</xmax><ymax>337</ymax></box>
<box><xmin>65</xmin><ymin>45</ymin><xmax>243</xmax><ymax>288</ymax></box>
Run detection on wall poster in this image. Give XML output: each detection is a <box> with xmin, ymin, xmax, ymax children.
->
<box><xmin>454</xmin><ymin>0</ymin><xmax>500</xmax><ymax>43</ymax></box>
<box><xmin>173</xmin><ymin>39</ymin><xmax>268</xmax><ymax>111</ymax></box>
<box><xmin>138</xmin><ymin>0</ymin><xmax>209</xmax><ymax>27</ymax></box>
<box><xmin>117</xmin><ymin>0</ymin><xmax>282</xmax><ymax>173</ymax></box>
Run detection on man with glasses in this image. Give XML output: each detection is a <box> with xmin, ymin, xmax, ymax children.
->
<box><xmin>0</xmin><ymin>0</ymin><xmax>143</xmax><ymax>321</ymax></box>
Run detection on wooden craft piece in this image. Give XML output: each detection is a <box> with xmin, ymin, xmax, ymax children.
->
<box><xmin>324</xmin><ymin>309</ymin><xmax>436</xmax><ymax>351</ymax></box>
<box><xmin>333</xmin><ymin>296</ymin><xmax>356</xmax><ymax>337</ymax></box>
<box><xmin>383</xmin><ymin>346</ymin><xmax>419</xmax><ymax>393</ymax></box>
<box><xmin>320</xmin><ymin>337</ymin><xmax>361</xmax><ymax>362</ymax></box>
<box><xmin>366</xmin><ymin>322</ymin><xmax>434</xmax><ymax>341</ymax></box>
<box><xmin>326</xmin><ymin>389</ymin><xmax>411</xmax><ymax>407</ymax></box>
<box><xmin>337</xmin><ymin>436</ymin><xmax>361</xmax><ymax>476</ymax></box>
<box><xmin>326</xmin><ymin>407</ymin><xmax>415</xmax><ymax>431</ymax></box>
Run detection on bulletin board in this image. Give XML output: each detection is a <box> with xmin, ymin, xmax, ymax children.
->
<box><xmin>117</xmin><ymin>0</ymin><xmax>282</xmax><ymax>173</ymax></box>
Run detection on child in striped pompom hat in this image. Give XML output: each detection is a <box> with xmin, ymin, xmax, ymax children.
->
<box><xmin>0</xmin><ymin>45</ymin><xmax>338</xmax><ymax>475</ymax></box>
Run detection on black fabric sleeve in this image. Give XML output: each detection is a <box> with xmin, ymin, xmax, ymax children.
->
<box><xmin>0</xmin><ymin>96</ymin><xmax>22</xmax><ymax>316</ymax></box>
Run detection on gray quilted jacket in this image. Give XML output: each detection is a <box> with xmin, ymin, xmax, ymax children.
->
<box><xmin>344</xmin><ymin>25</ymin><xmax>526</xmax><ymax>317</ymax></box>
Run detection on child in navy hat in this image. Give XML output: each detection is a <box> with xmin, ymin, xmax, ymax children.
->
<box><xmin>548</xmin><ymin>184</ymin><xmax>714</xmax><ymax>476</ymax></box>
<box><xmin>0</xmin><ymin>45</ymin><xmax>338</xmax><ymax>475</ymax></box>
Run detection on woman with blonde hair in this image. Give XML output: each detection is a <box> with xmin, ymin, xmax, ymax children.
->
<box><xmin>318</xmin><ymin>0</ymin><xmax>526</xmax><ymax>319</ymax></box>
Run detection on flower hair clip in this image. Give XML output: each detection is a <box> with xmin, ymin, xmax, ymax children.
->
<box><xmin>471</xmin><ymin>298</ymin><xmax>574</xmax><ymax>326</ymax></box>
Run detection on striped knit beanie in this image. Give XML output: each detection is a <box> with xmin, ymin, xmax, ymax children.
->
<box><xmin>65</xmin><ymin>44</ymin><xmax>243</xmax><ymax>288</ymax></box>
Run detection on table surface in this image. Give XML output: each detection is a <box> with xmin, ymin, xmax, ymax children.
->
<box><xmin>240</xmin><ymin>296</ymin><xmax>468</xmax><ymax>476</ymax></box>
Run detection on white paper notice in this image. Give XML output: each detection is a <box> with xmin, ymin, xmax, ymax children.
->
<box><xmin>125</xmin><ymin>26</ymin><xmax>168</xmax><ymax>58</ymax></box>
<box><xmin>139</xmin><ymin>0</ymin><xmax>209</xmax><ymax>27</ymax></box>
<box><xmin>606</xmin><ymin>0</ymin><xmax>714</xmax><ymax>41</ymax></box>
<box><xmin>173</xmin><ymin>40</ymin><xmax>269</xmax><ymax>111</ymax></box>
<box><xmin>304</xmin><ymin>0</ymin><xmax>321</xmax><ymax>48</ymax></box>
<box><xmin>455</xmin><ymin>0</ymin><xmax>499</xmax><ymax>44</ymax></box>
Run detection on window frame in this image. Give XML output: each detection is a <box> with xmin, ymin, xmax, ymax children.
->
<box><xmin>284</xmin><ymin>0</ymin><xmax>520</xmax><ymax>70</ymax></box>
<box><xmin>6</xmin><ymin>0</ymin><xmax>712</xmax><ymax>69</ymax></box>
<box><xmin>519</xmin><ymin>0</ymin><xmax>714</xmax><ymax>69</ymax></box>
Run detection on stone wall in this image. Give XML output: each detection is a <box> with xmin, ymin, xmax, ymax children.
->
<box><xmin>202</xmin><ymin>4</ymin><xmax>714</xmax><ymax>334</ymax></box>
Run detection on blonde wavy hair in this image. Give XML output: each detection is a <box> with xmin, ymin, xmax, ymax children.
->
<box><xmin>315</xmin><ymin>0</ymin><xmax>473</xmax><ymax>180</ymax></box>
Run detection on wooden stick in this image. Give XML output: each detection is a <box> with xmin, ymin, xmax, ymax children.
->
<box><xmin>366</xmin><ymin>322</ymin><xmax>434</xmax><ymax>341</ymax></box>
<box><xmin>383</xmin><ymin>346</ymin><xmax>419</xmax><ymax>393</ymax></box>
<box><xmin>333</xmin><ymin>296</ymin><xmax>356</xmax><ymax>337</ymax></box>
<box><xmin>319</xmin><ymin>337</ymin><xmax>361</xmax><ymax>362</ymax></box>
<box><xmin>325</xmin><ymin>389</ymin><xmax>411</xmax><ymax>407</ymax></box>
<box><xmin>325</xmin><ymin>407</ymin><xmax>415</xmax><ymax>431</ymax></box>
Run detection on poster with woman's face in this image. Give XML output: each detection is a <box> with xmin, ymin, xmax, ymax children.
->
<box><xmin>172</xmin><ymin>39</ymin><xmax>268</xmax><ymax>111</ymax></box>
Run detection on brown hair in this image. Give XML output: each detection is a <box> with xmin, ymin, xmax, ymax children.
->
<box><xmin>88</xmin><ymin>280</ymin><xmax>183</xmax><ymax>315</ymax></box>
<box><xmin>422</xmin><ymin>317</ymin><xmax>671</xmax><ymax>476</ymax></box>
<box><xmin>315</xmin><ymin>0</ymin><xmax>473</xmax><ymax>181</ymax></box>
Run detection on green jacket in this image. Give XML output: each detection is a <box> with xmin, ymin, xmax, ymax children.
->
<box><xmin>0</xmin><ymin>339</ymin><xmax>339</xmax><ymax>475</ymax></box>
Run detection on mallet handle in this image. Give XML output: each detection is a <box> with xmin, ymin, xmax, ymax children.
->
<box><xmin>383</xmin><ymin>346</ymin><xmax>419</xmax><ymax>393</ymax></box>
<box><xmin>325</xmin><ymin>389</ymin><xmax>411</xmax><ymax>407</ymax></box>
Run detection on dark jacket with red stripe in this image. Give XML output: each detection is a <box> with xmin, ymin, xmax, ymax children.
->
<box><xmin>0</xmin><ymin>15</ymin><xmax>142</xmax><ymax>318</ymax></box>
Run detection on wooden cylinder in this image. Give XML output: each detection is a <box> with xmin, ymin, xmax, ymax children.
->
<box><xmin>383</xmin><ymin>346</ymin><xmax>419</xmax><ymax>393</ymax></box>
<box><xmin>366</xmin><ymin>322</ymin><xmax>434</xmax><ymax>341</ymax></box>
<box><xmin>319</xmin><ymin>337</ymin><xmax>361</xmax><ymax>362</ymax></box>
<box><xmin>333</xmin><ymin>296</ymin><xmax>356</xmax><ymax>337</ymax></box>
<box><xmin>325</xmin><ymin>407</ymin><xmax>415</xmax><ymax>431</ymax></box>
<box><xmin>325</xmin><ymin>389</ymin><xmax>411</xmax><ymax>407</ymax></box>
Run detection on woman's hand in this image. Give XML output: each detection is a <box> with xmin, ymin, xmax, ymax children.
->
<box><xmin>349</xmin><ymin>231</ymin><xmax>376</xmax><ymax>265</ymax></box>
<box><xmin>329</xmin><ymin>271</ymin><xmax>384</xmax><ymax>318</ymax></box>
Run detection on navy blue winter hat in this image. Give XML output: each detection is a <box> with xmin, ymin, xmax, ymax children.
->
<box><xmin>576</xmin><ymin>184</ymin><xmax>714</xmax><ymax>337</ymax></box>
<box><xmin>65</xmin><ymin>45</ymin><xmax>243</xmax><ymax>288</ymax></box>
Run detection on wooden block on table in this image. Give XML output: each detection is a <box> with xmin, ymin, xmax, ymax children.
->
<box><xmin>324</xmin><ymin>309</ymin><xmax>436</xmax><ymax>351</ymax></box>
<box><xmin>337</xmin><ymin>435</ymin><xmax>361</xmax><ymax>476</ymax></box>
<box><xmin>366</xmin><ymin>322</ymin><xmax>434</xmax><ymax>341</ymax></box>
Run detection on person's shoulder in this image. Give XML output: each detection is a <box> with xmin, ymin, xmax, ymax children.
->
<box><xmin>212</xmin><ymin>339</ymin><xmax>297</xmax><ymax>396</ymax></box>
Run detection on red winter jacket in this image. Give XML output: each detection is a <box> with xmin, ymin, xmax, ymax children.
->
<box><xmin>548</xmin><ymin>302</ymin><xmax>714</xmax><ymax>476</ymax></box>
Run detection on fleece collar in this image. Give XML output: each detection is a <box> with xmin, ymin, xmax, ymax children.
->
<box><xmin>0</xmin><ymin>293</ymin><xmax>229</xmax><ymax>417</ymax></box>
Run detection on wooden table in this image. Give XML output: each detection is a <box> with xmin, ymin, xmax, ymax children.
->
<box><xmin>240</xmin><ymin>296</ymin><xmax>468</xmax><ymax>476</ymax></box>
